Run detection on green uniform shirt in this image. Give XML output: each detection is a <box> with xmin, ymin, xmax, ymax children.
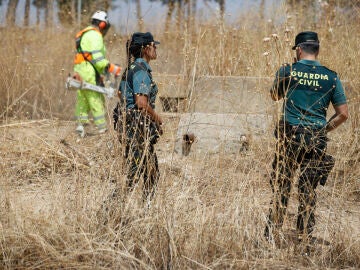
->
<box><xmin>271</xmin><ymin>59</ymin><xmax>347</xmax><ymax>128</ymax></box>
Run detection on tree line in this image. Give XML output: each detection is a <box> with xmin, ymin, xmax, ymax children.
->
<box><xmin>2</xmin><ymin>0</ymin><xmax>359</xmax><ymax>30</ymax></box>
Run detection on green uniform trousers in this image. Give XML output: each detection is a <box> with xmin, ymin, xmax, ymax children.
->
<box><xmin>265</xmin><ymin>122</ymin><xmax>333</xmax><ymax>242</ymax></box>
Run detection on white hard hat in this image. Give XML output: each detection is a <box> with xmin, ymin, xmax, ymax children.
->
<box><xmin>91</xmin><ymin>10</ymin><xmax>109</xmax><ymax>25</ymax></box>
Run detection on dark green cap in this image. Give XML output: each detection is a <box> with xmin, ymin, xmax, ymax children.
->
<box><xmin>292</xmin><ymin>31</ymin><xmax>319</xmax><ymax>50</ymax></box>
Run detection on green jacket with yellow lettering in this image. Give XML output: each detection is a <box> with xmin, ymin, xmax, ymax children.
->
<box><xmin>271</xmin><ymin>59</ymin><xmax>347</xmax><ymax>128</ymax></box>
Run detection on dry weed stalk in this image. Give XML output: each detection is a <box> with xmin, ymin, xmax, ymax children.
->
<box><xmin>0</xmin><ymin>2</ymin><xmax>359</xmax><ymax>269</ymax></box>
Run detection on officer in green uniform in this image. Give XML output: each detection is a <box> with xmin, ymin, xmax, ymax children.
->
<box><xmin>114</xmin><ymin>32</ymin><xmax>162</xmax><ymax>203</ymax></box>
<box><xmin>264</xmin><ymin>31</ymin><xmax>349</xmax><ymax>247</ymax></box>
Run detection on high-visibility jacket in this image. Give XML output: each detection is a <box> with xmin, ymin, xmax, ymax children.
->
<box><xmin>73</xmin><ymin>26</ymin><xmax>110</xmax><ymax>85</ymax></box>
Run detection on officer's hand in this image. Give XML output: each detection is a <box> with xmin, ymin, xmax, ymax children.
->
<box><xmin>108</xmin><ymin>63</ymin><xmax>121</xmax><ymax>77</ymax></box>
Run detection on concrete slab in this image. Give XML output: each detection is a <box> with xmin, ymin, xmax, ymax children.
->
<box><xmin>175</xmin><ymin>112</ymin><xmax>273</xmax><ymax>155</ymax></box>
<box><xmin>153</xmin><ymin>76</ymin><xmax>276</xmax><ymax>155</ymax></box>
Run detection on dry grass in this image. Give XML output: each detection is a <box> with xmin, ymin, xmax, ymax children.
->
<box><xmin>1</xmin><ymin>2</ymin><xmax>360</xmax><ymax>269</ymax></box>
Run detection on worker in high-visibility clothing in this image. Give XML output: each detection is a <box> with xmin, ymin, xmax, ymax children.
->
<box><xmin>73</xmin><ymin>10</ymin><xmax>121</xmax><ymax>137</ymax></box>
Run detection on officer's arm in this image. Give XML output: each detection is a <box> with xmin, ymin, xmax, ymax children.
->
<box><xmin>133</xmin><ymin>70</ymin><xmax>163</xmax><ymax>125</ymax></box>
<box><xmin>326</xmin><ymin>103</ymin><xmax>349</xmax><ymax>132</ymax></box>
<box><xmin>135</xmin><ymin>95</ymin><xmax>163</xmax><ymax>125</ymax></box>
<box><xmin>326</xmin><ymin>77</ymin><xmax>349</xmax><ymax>132</ymax></box>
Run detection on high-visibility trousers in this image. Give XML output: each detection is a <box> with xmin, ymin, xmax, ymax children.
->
<box><xmin>75</xmin><ymin>89</ymin><xmax>106</xmax><ymax>129</ymax></box>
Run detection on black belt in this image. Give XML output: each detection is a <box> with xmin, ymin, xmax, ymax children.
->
<box><xmin>278</xmin><ymin>122</ymin><xmax>325</xmax><ymax>136</ymax></box>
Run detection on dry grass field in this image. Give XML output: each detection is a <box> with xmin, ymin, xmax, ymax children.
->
<box><xmin>1</xmin><ymin>1</ymin><xmax>360</xmax><ymax>269</ymax></box>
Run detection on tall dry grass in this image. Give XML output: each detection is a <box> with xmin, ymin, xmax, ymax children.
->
<box><xmin>1</xmin><ymin>1</ymin><xmax>359</xmax><ymax>269</ymax></box>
